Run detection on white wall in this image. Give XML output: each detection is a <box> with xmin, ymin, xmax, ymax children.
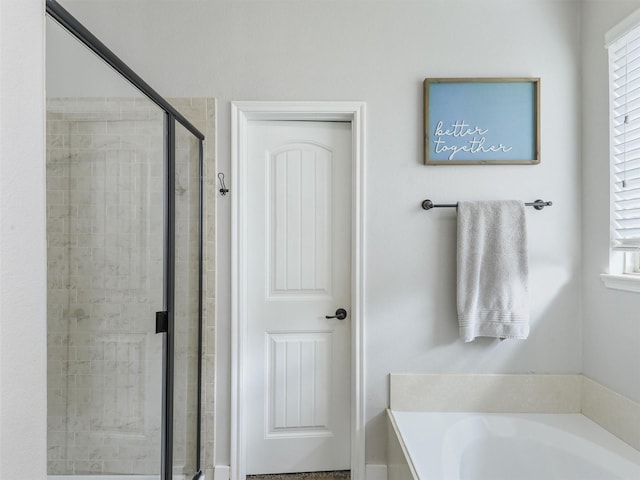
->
<box><xmin>581</xmin><ymin>0</ymin><xmax>640</xmax><ymax>403</ymax></box>
<box><xmin>62</xmin><ymin>0</ymin><xmax>584</xmax><ymax>466</ymax></box>
<box><xmin>0</xmin><ymin>0</ymin><xmax>47</xmax><ymax>478</ymax></box>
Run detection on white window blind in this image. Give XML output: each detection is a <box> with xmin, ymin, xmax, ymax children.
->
<box><xmin>609</xmin><ymin>24</ymin><xmax>640</xmax><ymax>251</ymax></box>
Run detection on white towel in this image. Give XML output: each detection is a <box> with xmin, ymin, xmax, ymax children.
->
<box><xmin>457</xmin><ymin>200</ymin><xmax>530</xmax><ymax>342</ymax></box>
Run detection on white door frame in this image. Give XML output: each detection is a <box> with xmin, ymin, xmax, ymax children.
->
<box><xmin>230</xmin><ymin>101</ymin><xmax>366</xmax><ymax>480</ymax></box>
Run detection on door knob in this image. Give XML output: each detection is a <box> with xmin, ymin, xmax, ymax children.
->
<box><xmin>326</xmin><ymin>308</ymin><xmax>347</xmax><ymax>320</ymax></box>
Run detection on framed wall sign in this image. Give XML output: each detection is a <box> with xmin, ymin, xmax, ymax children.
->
<box><xmin>424</xmin><ymin>78</ymin><xmax>540</xmax><ymax>165</ymax></box>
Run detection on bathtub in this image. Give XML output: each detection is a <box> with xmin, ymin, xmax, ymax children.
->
<box><xmin>387</xmin><ymin>411</ymin><xmax>640</xmax><ymax>480</ymax></box>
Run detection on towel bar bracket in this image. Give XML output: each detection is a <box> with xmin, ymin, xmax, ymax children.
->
<box><xmin>531</xmin><ymin>199</ymin><xmax>552</xmax><ymax>210</ymax></box>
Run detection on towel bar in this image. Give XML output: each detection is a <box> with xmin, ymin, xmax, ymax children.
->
<box><xmin>421</xmin><ymin>199</ymin><xmax>553</xmax><ymax>211</ymax></box>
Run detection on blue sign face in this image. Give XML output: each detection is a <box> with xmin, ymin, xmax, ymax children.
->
<box><xmin>427</xmin><ymin>81</ymin><xmax>537</xmax><ymax>163</ymax></box>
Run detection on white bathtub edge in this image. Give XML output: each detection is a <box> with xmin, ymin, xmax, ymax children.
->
<box><xmin>386</xmin><ymin>410</ymin><xmax>418</xmax><ymax>480</ymax></box>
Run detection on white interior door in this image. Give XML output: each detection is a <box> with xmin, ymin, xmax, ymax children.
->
<box><xmin>246</xmin><ymin>120</ymin><xmax>352</xmax><ymax>475</ymax></box>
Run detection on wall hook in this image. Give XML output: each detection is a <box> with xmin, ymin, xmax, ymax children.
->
<box><xmin>218</xmin><ymin>172</ymin><xmax>229</xmax><ymax>196</ymax></box>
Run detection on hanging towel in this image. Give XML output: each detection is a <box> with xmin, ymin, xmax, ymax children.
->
<box><xmin>457</xmin><ymin>200</ymin><xmax>530</xmax><ymax>342</ymax></box>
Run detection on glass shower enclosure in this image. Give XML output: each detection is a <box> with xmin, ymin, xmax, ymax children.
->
<box><xmin>45</xmin><ymin>1</ymin><xmax>203</xmax><ymax>479</ymax></box>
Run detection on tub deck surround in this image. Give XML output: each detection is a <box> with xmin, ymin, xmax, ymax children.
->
<box><xmin>387</xmin><ymin>411</ymin><xmax>640</xmax><ymax>480</ymax></box>
<box><xmin>389</xmin><ymin>374</ymin><xmax>582</xmax><ymax>413</ymax></box>
<box><xmin>388</xmin><ymin>374</ymin><xmax>640</xmax><ymax>452</ymax></box>
<box><xmin>582</xmin><ymin>376</ymin><xmax>640</xmax><ymax>452</ymax></box>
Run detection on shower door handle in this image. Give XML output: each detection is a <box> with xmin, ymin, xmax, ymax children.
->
<box><xmin>156</xmin><ymin>311</ymin><xmax>168</xmax><ymax>333</ymax></box>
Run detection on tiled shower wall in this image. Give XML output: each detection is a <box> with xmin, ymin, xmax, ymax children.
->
<box><xmin>46</xmin><ymin>98</ymin><xmax>216</xmax><ymax>476</ymax></box>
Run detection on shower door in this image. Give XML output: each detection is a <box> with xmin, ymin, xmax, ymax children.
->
<box><xmin>46</xmin><ymin>15</ymin><xmax>166</xmax><ymax>476</ymax></box>
<box><xmin>46</xmin><ymin>2</ymin><xmax>204</xmax><ymax>478</ymax></box>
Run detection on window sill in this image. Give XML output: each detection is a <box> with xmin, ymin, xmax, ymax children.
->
<box><xmin>600</xmin><ymin>273</ymin><xmax>640</xmax><ymax>293</ymax></box>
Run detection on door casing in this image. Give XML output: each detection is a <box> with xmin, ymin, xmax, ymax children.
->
<box><xmin>230</xmin><ymin>101</ymin><xmax>366</xmax><ymax>480</ymax></box>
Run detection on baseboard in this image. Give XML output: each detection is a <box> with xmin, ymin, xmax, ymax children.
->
<box><xmin>214</xmin><ymin>465</ymin><xmax>230</xmax><ymax>480</ymax></box>
<box><xmin>365</xmin><ymin>464</ymin><xmax>388</xmax><ymax>480</ymax></box>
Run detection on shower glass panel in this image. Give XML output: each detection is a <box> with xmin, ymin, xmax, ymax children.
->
<box><xmin>172</xmin><ymin>122</ymin><xmax>203</xmax><ymax>479</ymax></box>
<box><xmin>46</xmin><ymin>15</ymin><xmax>165</xmax><ymax>478</ymax></box>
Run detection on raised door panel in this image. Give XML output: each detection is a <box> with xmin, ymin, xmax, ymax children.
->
<box><xmin>269</xmin><ymin>144</ymin><xmax>332</xmax><ymax>299</ymax></box>
<box><xmin>266</xmin><ymin>332</ymin><xmax>332</xmax><ymax>437</ymax></box>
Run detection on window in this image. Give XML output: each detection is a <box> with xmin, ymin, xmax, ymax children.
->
<box><xmin>603</xmin><ymin>11</ymin><xmax>640</xmax><ymax>292</ymax></box>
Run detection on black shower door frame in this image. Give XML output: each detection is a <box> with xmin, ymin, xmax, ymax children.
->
<box><xmin>45</xmin><ymin>1</ymin><xmax>205</xmax><ymax>479</ymax></box>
